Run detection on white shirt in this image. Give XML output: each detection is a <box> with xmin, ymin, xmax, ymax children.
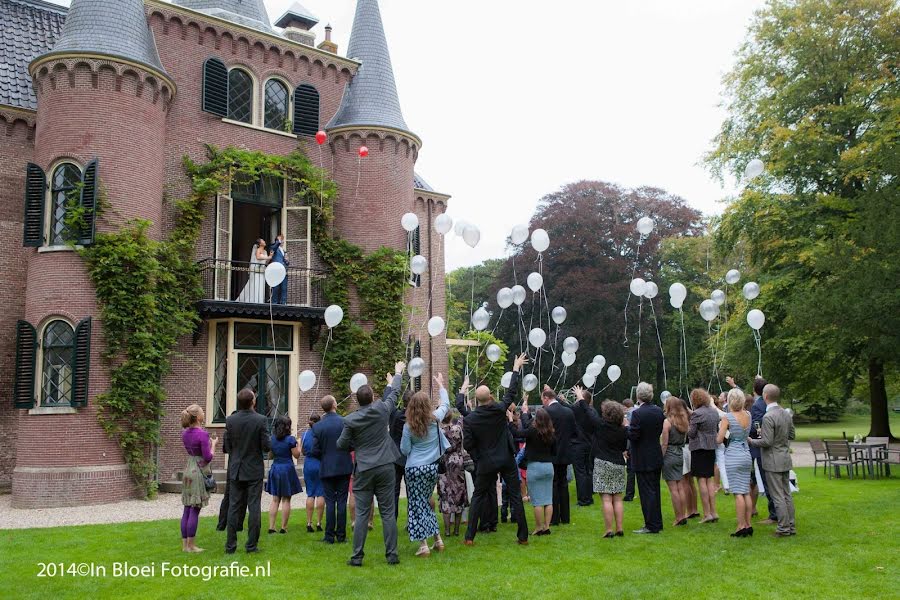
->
<box><xmin>548</xmin><ymin>399</ymin><xmax>559</xmax><ymax>406</ymax></box>
<box><xmin>765</xmin><ymin>402</ymin><xmax>780</xmax><ymax>413</ymax></box>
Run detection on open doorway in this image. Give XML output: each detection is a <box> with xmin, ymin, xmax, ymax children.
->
<box><xmin>230</xmin><ymin>201</ymin><xmax>281</xmax><ymax>301</ymax></box>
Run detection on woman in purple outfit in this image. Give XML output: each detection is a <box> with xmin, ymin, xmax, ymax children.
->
<box><xmin>180</xmin><ymin>404</ymin><xmax>218</xmax><ymax>552</ymax></box>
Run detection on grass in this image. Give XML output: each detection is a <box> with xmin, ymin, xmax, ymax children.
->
<box><xmin>793</xmin><ymin>412</ymin><xmax>900</xmax><ymax>442</ymax></box>
<box><xmin>1</xmin><ymin>467</ymin><xmax>897</xmax><ymax>600</ymax></box>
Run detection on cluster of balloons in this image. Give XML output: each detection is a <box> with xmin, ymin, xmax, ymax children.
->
<box><xmin>508</xmin><ymin>223</ymin><xmax>550</xmax><ymax>253</ymax></box>
<box><xmin>629</xmin><ymin>277</ymin><xmax>659</xmax><ymax>299</ymax></box>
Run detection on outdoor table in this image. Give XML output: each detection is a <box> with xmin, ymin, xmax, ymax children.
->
<box><xmin>849</xmin><ymin>441</ymin><xmax>887</xmax><ymax>478</ymax></box>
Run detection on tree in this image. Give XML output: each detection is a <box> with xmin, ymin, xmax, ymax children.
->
<box><xmin>706</xmin><ymin>0</ymin><xmax>899</xmax><ymax>437</ymax></box>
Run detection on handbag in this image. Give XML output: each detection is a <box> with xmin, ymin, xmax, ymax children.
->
<box><xmin>203</xmin><ymin>469</ymin><xmax>217</xmax><ymax>492</ymax></box>
<box><xmin>436</xmin><ymin>422</ymin><xmax>448</xmax><ymax>475</ymax></box>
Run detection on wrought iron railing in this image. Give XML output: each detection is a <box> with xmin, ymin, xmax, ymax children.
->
<box><xmin>198</xmin><ymin>258</ymin><xmax>327</xmax><ymax>308</ymax></box>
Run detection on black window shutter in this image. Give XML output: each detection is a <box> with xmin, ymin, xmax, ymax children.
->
<box><xmin>411</xmin><ymin>226</ymin><xmax>421</xmax><ymax>287</ymax></box>
<box><xmin>23</xmin><ymin>163</ymin><xmax>46</xmax><ymax>247</ymax></box>
<box><xmin>413</xmin><ymin>340</ymin><xmax>422</xmax><ymax>392</ymax></box>
<box><xmin>78</xmin><ymin>159</ymin><xmax>98</xmax><ymax>245</ymax></box>
<box><xmin>202</xmin><ymin>57</ymin><xmax>228</xmax><ymax>117</ymax></box>
<box><xmin>71</xmin><ymin>317</ymin><xmax>92</xmax><ymax>407</ymax></box>
<box><xmin>14</xmin><ymin>320</ymin><xmax>37</xmax><ymax>409</ymax></box>
<box><xmin>293</xmin><ymin>84</ymin><xmax>319</xmax><ymax>136</ymax></box>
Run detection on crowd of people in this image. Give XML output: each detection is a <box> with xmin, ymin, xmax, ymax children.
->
<box><xmin>177</xmin><ymin>353</ymin><xmax>797</xmax><ymax>563</ymax></box>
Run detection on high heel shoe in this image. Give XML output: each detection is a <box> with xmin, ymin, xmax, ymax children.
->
<box><xmin>675</xmin><ymin>518</ymin><xmax>688</xmax><ymax>526</ymax></box>
<box><xmin>746</xmin><ymin>527</ymin><xmax>754</xmax><ymax>537</ymax></box>
<box><xmin>730</xmin><ymin>528</ymin><xmax>746</xmax><ymax>537</ymax></box>
<box><xmin>615</xmin><ymin>531</ymin><xmax>624</xmax><ymax>537</ymax></box>
<box><xmin>603</xmin><ymin>531</ymin><xmax>615</xmax><ymax>539</ymax></box>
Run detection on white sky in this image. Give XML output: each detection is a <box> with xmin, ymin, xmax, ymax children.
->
<box><xmin>48</xmin><ymin>0</ymin><xmax>764</xmax><ymax>270</ymax></box>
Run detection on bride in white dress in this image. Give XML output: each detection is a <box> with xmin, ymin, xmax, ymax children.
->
<box><xmin>236</xmin><ymin>238</ymin><xmax>270</xmax><ymax>303</ymax></box>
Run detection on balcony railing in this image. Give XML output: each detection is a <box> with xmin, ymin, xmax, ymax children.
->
<box><xmin>198</xmin><ymin>258</ymin><xmax>327</xmax><ymax>309</ymax></box>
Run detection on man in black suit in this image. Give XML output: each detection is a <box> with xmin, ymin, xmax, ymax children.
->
<box><xmin>223</xmin><ymin>389</ymin><xmax>271</xmax><ymax>553</ymax></box>
<box><xmin>311</xmin><ymin>395</ymin><xmax>354</xmax><ymax>544</ymax></box>
<box><xmin>542</xmin><ymin>386</ymin><xmax>577</xmax><ymax>525</ymax></box>
<box><xmin>456</xmin><ymin>377</ymin><xmax>499</xmax><ymax>532</ymax></box>
<box><xmin>571</xmin><ymin>392</ymin><xmax>595</xmax><ymax>507</ymax></box>
<box><xmin>627</xmin><ymin>382</ymin><xmax>665</xmax><ymax>534</ymax></box>
<box><xmin>463</xmin><ymin>353</ymin><xmax>530</xmax><ymax>545</ymax></box>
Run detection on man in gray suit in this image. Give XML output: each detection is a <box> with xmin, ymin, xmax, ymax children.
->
<box><xmin>223</xmin><ymin>389</ymin><xmax>271</xmax><ymax>553</ymax></box>
<box><xmin>337</xmin><ymin>361</ymin><xmax>405</xmax><ymax>566</ymax></box>
<box><xmin>749</xmin><ymin>384</ymin><xmax>796</xmax><ymax>537</ymax></box>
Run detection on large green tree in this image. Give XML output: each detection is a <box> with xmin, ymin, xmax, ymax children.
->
<box><xmin>707</xmin><ymin>0</ymin><xmax>899</xmax><ymax>437</ymax></box>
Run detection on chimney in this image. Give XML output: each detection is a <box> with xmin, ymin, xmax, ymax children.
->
<box><xmin>283</xmin><ymin>27</ymin><xmax>315</xmax><ymax>46</ymax></box>
<box><xmin>274</xmin><ymin>3</ymin><xmax>319</xmax><ymax>47</ymax></box>
<box><xmin>318</xmin><ymin>24</ymin><xmax>338</xmax><ymax>54</ymax></box>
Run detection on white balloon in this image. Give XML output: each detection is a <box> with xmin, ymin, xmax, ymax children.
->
<box><xmin>401</xmin><ymin>212</ymin><xmax>419</xmax><ymax>232</ymax></box>
<box><xmin>586</xmin><ymin>362</ymin><xmax>602</xmax><ymax>377</ymax></box>
<box><xmin>528</xmin><ymin>327</ymin><xmax>547</xmax><ymax>348</ymax></box>
<box><xmin>512</xmin><ymin>285</ymin><xmax>527</xmax><ymax>306</ymax></box>
<box><xmin>711</xmin><ymin>289</ymin><xmax>726</xmax><ymax>306</ymax></box>
<box><xmin>669</xmin><ymin>282</ymin><xmax>687</xmax><ymax>303</ymax></box>
<box><xmin>472</xmin><ymin>307</ymin><xmax>490</xmax><ymax>331</ymax></box>
<box><xmin>298</xmin><ymin>370</ymin><xmax>316</xmax><ymax>392</ymax></box>
<box><xmin>454</xmin><ymin>219</ymin><xmax>468</xmax><ymax>237</ymax></box>
<box><xmin>463</xmin><ymin>224</ymin><xmax>481</xmax><ymax>248</ymax></box>
<box><xmin>350</xmin><ymin>373</ymin><xmax>368</xmax><ymax>394</ymax></box>
<box><xmin>744</xmin><ymin>158</ymin><xmax>765</xmax><ymax>181</ymax></box>
<box><xmin>527</xmin><ymin>272</ymin><xmax>543</xmax><ymax>292</ymax></box>
<box><xmin>630</xmin><ymin>277</ymin><xmax>647</xmax><ymax>297</ymax></box>
<box><xmin>523</xmin><ymin>374</ymin><xmax>539</xmax><ymax>392</ymax></box>
<box><xmin>324</xmin><ymin>304</ymin><xmax>344</xmax><ymax>328</ymax></box>
<box><xmin>561</xmin><ymin>351</ymin><xmax>576</xmax><ymax>367</ymax></box>
<box><xmin>660</xmin><ymin>390</ymin><xmax>672</xmax><ymax>402</ymax></box>
<box><xmin>410</xmin><ymin>254</ymin><xmax>427</xmax><ymax>275</ymax></box>
<box><xmin>434</xmin><ymin>213</ymin><xmax>453</xmax><ymax>235</ymax></box>
<box><xmin>265</xmin><ymin>262</ymin><xmax>286</xmax><ymax>287</ymax></box>
<box><xmin>531</xmin><ymin>228</ymin><xmax>550</xmax><ymax>253</ymax></box>
<box><xmin>743</xmin><ymin>281</ymin><xmax>760</xmax><ymax>300</ymax></box>
<box><xmin>486</xmin><ymin>344</ymin><xmax>501</xmax><ymax>363</ymax></box>
<box><xmin>563</xmin><ymin>336</ymin><xmax>579</xmax><ymax>354</ymax></box>
<box><xmin>551</xmin><ymin>306</ymin><xmax>567</xmax><ymax>325</ymax></box>
<box><xmin>408</xmin><ymin>357</ymin><xmax>426</xmax><ymax>378</ymax></box>
<box><xmin>644</xmin><ymin>281</ymin><xmax>659</xmax><ymax>299</ymax></box>
<box><xmin>496</xmin><ymin>287</ymin><xmax>513</xmax><ymax>309</ymax></box>
<box><xmin>636</xmin><ymin>216</ymin><xmax>655</xmax><ymax>236</ymax></box>
<box><xmin>427</xmin><ymin>316</ymin><xmax>445</xmax><ymax>337</ymax></box>
<box><xmin>582</xmin><ymin>373</ymin><xmax>596</xmax><ymax>388</ymax></box>
<box><xmin>747</xmin><ymin>309</ymin><xmax>766</xmax><ymax>330</ymax></box>
<box><xmin>607</xmin><ymin>364</ymin><xmax>621</xmax><ymax>382</ymax></box>
<box><xmin>725</xmin><ymin>269</ymin><xmax>741</xmax><ymax>285</ymax></box>
<box><xmin>501</xmin><ymin>371</ymin><xmax>513</xmax><ymax>388</ymax></box>
<box><xmin>700</xmin><ymin>299</ymin><xmax>720</xmax><ymax>322</ymax></box>
<box><xmin>592</xmin><ymin>355</ymin><xmax>606</xmax><ymax>371</ymax></box>
<box><xmin>511</xmin><ymin>224</ymin><xmax>529</xmax><ymax>245</ymax></box>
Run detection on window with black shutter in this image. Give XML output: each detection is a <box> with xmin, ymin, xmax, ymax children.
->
<box><xmin>413</xmin><ymin>340</ymin><xmax>422</xmax><ymax>392</ymax></box>
<box><xmin>78</xmin><ymin>159</ymin><xmax>98</xmax><ymax>246</ymax></box>
<box><xmin>293</xmin><ymin>84</ymin><xmax>319</xmax><ymax>136</ymax></box>
<box><xmin>202</xmin><ymin>57</ymin><xmax>228</xmax><ymax>117</ymax></box>
<box><xmin>23</xmin><ymin>163</ymin><xmax>46</xmax><ymax>247</ymax></box>
<box><xmin>410</xmin><ymin>226</ymin><xmax>421</xmax><ymax>287</ymax></box>
<box><xmin>40</xmin><ymin>320</ymin><xmax>75</xmax><ymax>407</ymax></box>
<box><xmin>264</xmin><ymin>79</ymin><xmax>290</xmax><ymax>131</ymax></box>
<box><xmin>228</xmin><ymin>69</ymin><xmax>254</xmax><ymax>124</ymax></box>
<box><xmin>71</xmin><ymin>317</ymin><xmax>91</xmax><ymax>407</ymax></box>
<box><xmin>14</xmin><ymin>321</ymin><xmax>37</xmax><ymax>409</ymax></box>
<box><xmin>48</xmin><ymin>162</ymin><xmax>81</xmax><ymax>245</ymax></box>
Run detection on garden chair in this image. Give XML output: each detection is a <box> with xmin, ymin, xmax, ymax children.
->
<box><xmin>824</xmin><ymin>440</ymin><xmax>864</xmax><ymax>480</ymax></box>
<box><xmin>808</xmin><ymin>439</ymin><xmax>829</xmax><ymax>477</ymax></box>
<box><xmin>867</xmin><ymin>437</ymin><xmax>896</xmax><ymax>478</ymax></box>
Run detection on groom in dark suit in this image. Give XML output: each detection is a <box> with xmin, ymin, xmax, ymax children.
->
<box><xmin>268</xmin><ymin>233</ymin><xmax>289</xmax><ymax>304</ymax></box>
<box><xmin>627</xmin><ymin>382</ymin><xmax>665</xmax><ymax>534</ymax></box>
<box><xmin>542</xmin><ymin>385</ymin><xmax>577</xmax><ymax>525</ymax></box>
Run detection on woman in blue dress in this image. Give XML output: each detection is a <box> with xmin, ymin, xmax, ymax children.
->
<box><xmin>265</xmin><ymin>416</ymin><xmax>302</xmax><ymax>534</ymax></box>
<box><xmin>301</xmin><ymin>414</ymin><xmax>325</xmax><ymax>533</ymax></box>
<box><xmin>717</xmin><ymin>388</ymin><xmax>753</xmax><ymax>537</ymax></box>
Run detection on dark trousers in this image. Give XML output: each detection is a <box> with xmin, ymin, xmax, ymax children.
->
<box><xmin>273</xmin><ymin>277</ymin><xmax>287</xmax><ymax>304</ymax></box>
<box><xmin>635</xmin><ymin>469</ymin><xmax>663</xmax><ymax>532</ymax></box>
<box><xmin>625</xmin><ymin>457</ymin><xmax>636</xmax><ymax>500</ymax></box>
<box><xmin>481</xmin><ymin>480</ymin><xmax>498</xmax><ymax>529</ymax></box>
<box><xmin>466</xmin><ymin>462</ymin><xmax>527</xmax><ymax>542</ymax></box>
<box><xmin>500</xmin><ymin>475</ymin><xmax>522</xmax><ymax>522</ymax></box>
<box><xmin>393</xmin><ymin>463</ymin><xmax>405</xmax><ymax>523</ymax></box>
<box><xmin>225</xmin><ymin>478</ymin><xmax>263</xmax><ymax>552</ymax></box>
<box><xmin>217</xmin><ymin>478</ymin><xmax>230</xmax><ymax>529</ymax></box>
<box><xmin>321</xmin><ymin>474</ymin><xmax>351</xmax><ymax>543</ymax></box>
<box><xmin>551</xmin><ymin>463</ymin><xmax>571</xmax><ymax>525</ymax></box>
<box><xmin>753</xmin><ymin>455</ymin><xmax>777</xmax><ymax>519</ymax></box>
<box><xmin>572</xmin><ymin>444</ymin><xmax>594</xmax><ymax>506</ymax></box>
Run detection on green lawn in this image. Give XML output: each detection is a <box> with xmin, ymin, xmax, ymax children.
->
<box><xmin>793</xmin><ymin>412</ymin><xmax>900</xmax><ymax>441</ymax></box>
<box><xmin>2</xmin><ymin>467</ymin><xmax>897</xmax><ymax>600</ymax></box>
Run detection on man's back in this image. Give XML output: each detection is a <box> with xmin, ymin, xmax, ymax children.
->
<box><xmin>337</xmin><ymin>375</ymin><xmax>401</xmax><ymax>473</ymax></box>
<box><xmin>224</xmin><ymin>409</ymin><xmax>270</xmax><ymax>481</ymax></box>
<box><xmin>463</xmin><ymin>373</ymin><xmax>519</xmax><ymax>471</ymax></box>
<box><xmin>628</xmin><ymin>403</ymin><xmax>665</xmax><ymax>471</ymax></box>
<box><xmin>546</xmin><ymin>401</ymin><xmax>577</xmax><ymax>465</ymax></box>
<box><xmin>760</xmin><ymin>406</ymin><xmax>794</xmax><ymax>472</ymax></box>
<box><xmin>313</xmin><ymin>413</ymin><xmax>353</xmax><ymax>478</ymax></box>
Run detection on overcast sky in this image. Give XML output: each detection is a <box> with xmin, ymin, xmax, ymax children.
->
<box><xmin>48</xmin><ymin>0</ymin><xmax>765</xmax><ymax>270</ymax></box>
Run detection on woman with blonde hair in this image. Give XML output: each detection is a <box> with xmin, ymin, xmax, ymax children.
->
<box><xmin>661</xmin><ymin>396</ymin><xmax>690</xmax><ymax>526</ymax></box>
<box><xmin>718</xmin><ymin>388</ymin><xmax>754</xmax><ymax>537</ymax></box>
<box><xmin>688</xmin><ymin>389</ymin><xmax>720</xmax><ymax>523</ymax></box>
<box><xmin>180</xmin><ymin>404</ymin><xmax>218</xmax><ymax>552</ymax></box>
<box><xmin>400</xmin><ymin>373</ymin><xmax>451</xmax><ymax>557</ymax></box>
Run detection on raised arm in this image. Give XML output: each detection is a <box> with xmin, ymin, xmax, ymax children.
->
<box><xmin>381</xmin><ymin>362</ymin><xmax>406</xmax><ymax>408</ymax></box>
<box><xmin>456</xmin><ymin>375</ymin><xmax>471</xmax><ymax>417</ymax></box>
<box><xmin>434</xmin><ymin>373</ymin><xmax>450</xmax><ymax>422</ymax></box>
<box><xmin>501</xmin><ymin>353</ymin><xmax>529</xmax><ymax>409</ymax></box>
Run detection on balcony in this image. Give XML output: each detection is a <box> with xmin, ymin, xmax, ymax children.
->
<box><xmin>196</xmin><ymin>258</ymin><xmax>328</xmax><ymax>322</ymax></box>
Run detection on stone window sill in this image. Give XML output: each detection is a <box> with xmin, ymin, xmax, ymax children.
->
<box><xmin>38</xmin><ymin>245</ymin><xmax>82</xmax><ymax>253</ymax></box>
<box><xmin>222</xmin><ymin>118</ymin><xmax>298</xmax><ymax>139</ymax></box>
<box><xmin>28</xmin><ymin>406</ymin><xmax>77</xmax><ymax>415</ymax></box>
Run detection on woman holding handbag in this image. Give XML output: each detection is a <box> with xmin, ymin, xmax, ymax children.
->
<box><xmin>438</xmin><ymin>409</ymin><xmax>469</xmax><ymax>537</ymax></box>
<box><xmin>400</xmin><ymin>373</ymin><xmax>451</xmax><ymax>557</ymax></box>
<box><xmin>180</xmin><ymin>404</ymin><xmax>218</xmax><ymax>553</ymax></box>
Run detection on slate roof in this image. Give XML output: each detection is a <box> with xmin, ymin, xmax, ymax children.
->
<box><xmin>413</xmin><ymin>172</ymin><xmax>433</xmax><ymax>192</ymax></box>
<box><xmin>274</xmin><ymin>2</ymin><xmax>318</xmax><ymax>30</ymax></box>
<box><xmin>38</xmin><ymin>0</ymin><xmax>168</xmax><ymax>77</ymax></box>
<box><xmin>173</xmin><ymin>0</ymin><xmax>275</xmax><ymax>35</ymax></box>
<box><xmin>0</xmin><ymin>0</ymin><xmax>66</xmax><ymax>110</ymax></box>
<box><xmin>326</xmin><ymin>0</ymin><xmax>412</xmax><ymax>136</ymax></box>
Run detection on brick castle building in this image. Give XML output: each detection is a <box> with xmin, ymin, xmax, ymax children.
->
<box><xmin>0</xmin><ymin>0</ymin><xmax>450</xmax><ymax>507</ymax></box>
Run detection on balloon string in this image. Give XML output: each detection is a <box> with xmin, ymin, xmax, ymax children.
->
<box><xmin>720</xmin><ymin>284</ymin><xmax>730</xmax><ymax>374</ymax></box>
<box><xmin>314</xmin><ymin>329</ymin><xmax>332</xmax><ymax>397</ymax></box>
<box><xmin>538</xmin><ymin>254</ymin><xmax>557</xmax><ymax>373</ymax></box>
<box><xmin>268</xmin><ymin>295</ymin><xmax>282</xmax><ymax>428</ymax></box>
<box><xmin>754</xmin><ymin>329</ymin><xmax>763</xmax><ymax>377</ymax></box>
<box><xmin>649</xmin><ymin>297</ymin><xmax>667</xmax><ymax>390</ymax></box>
<box><xmin>623</xmin><ymin>233</ymin><xmax>643</xmax><ymax>348</ymax></box>
<box><xmin>417</xmin><ymin>234</ymin><xmax>443</xmax><ymax>332</ymax></box>
<box><xmin>636</xmin><ymin>296</ymin><xmax>643</xmax><ymax>383</ymax></box>
<box><xmin>354</xmin><ymin>155</ymin><xmax>361</xmax><ymax>202</ymax></box>
<box><xmin>464</xmin><ymin>263</ymin><xmax>476</xmax><ymax>377</ymax></box>
<box><xmin>512</xmin><ymin>255</ymin><xmax>524</xmax><ymax>354</ymax></box>
<box><xmin>471</xmin><ymin>308</ymin><xmax>505</xmax><ymax>371</ymax></box>
<box><xmin>592</xmin><ymin>381</ymin><xmax>613</xmax><ymax>400</ymax></box>
<box><xmin>708</xmin><ymin>320</ymin><xmax>722</xmax><ymax>393</ymax></box>
<box><xmin>680</xmin><ymin>308</ymin><xmax>688</xmax><ymax>399</ymax></box>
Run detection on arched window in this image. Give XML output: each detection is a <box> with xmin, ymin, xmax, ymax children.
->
<box><xmin>40</xmin><ymin>319</ymin><xmax>75</xmax><ymax>406</ymax></box>
<box><xmin>264</xmin><ymin>79</ymin><xmax>290</xmax><ymax>131</ymax></box>
<box><xmin>48</xmin><ymin>163</ymin><xmax>81</xmax><ymax>245</ymax></box>
<box><xmin>293</xmin><ymin>84</ymin><xmax>320</xmax><ymax>136</ymax></box>
<box><xmin>228</xmin><ymin>68</ymin><xmax>254</xmax><ymax>124</ymax></box>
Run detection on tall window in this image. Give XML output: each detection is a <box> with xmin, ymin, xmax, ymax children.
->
<box><xmin>228</xmin><ymin>68</ymin><xmax>254</xmax><ymax>124</ymax></box>
<box><xmin>264</xmin><ymin>79</ymin><xmax>290</xmax><ymax>131</ymax></box>
<box><xmin>41</xmin><ymin>320</ymin><xmax>75</xmax><ymax>406</ymax></box>
<box><xmin>49</xmin><ymin>163</ymin><xmax>81</xmax><ymax>245</ymax></box>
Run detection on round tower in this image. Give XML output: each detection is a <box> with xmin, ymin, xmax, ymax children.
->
<box><xmin>13</xmin><ymin>0</ymin><xmax>174</xmax><ymax>508</ymax></box>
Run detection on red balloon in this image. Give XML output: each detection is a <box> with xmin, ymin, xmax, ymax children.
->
<box><xmin>315</xmin><ymin>130</ymin><xmax>327</xmax><ymax>145</ymax></box>
<box><xmin>358</xmin><ymin>145</ymin><xmax>369</xmax><ymax>158</ymax></box>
